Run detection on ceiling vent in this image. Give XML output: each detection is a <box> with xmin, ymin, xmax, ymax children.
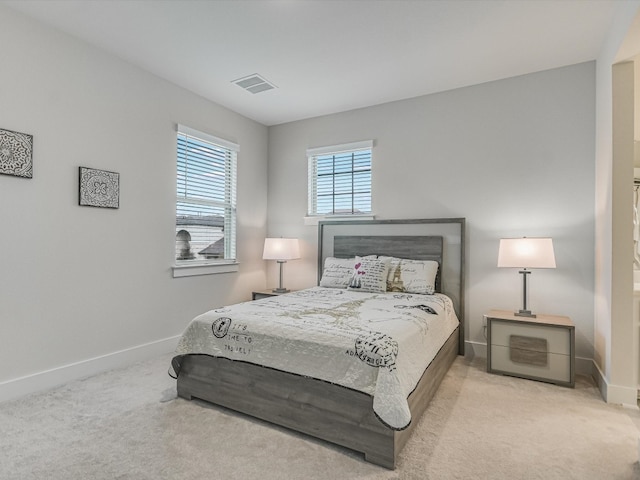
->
<box><xmin>232</xmin><ymin>74</ymin><xmax>276</xmax><ymax>94</ymax></box>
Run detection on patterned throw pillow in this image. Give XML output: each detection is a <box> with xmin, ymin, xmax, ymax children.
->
<box><xmin>346</xmin><ymin>257</ymin><xmax>390</xmax><ymax>293</ymax></box>
<box><xmin>319</xmin><ymin>257</ymin><xmax>356</xmax><ymax>288</ymax></box>
<box><xmin>380</xmin><ymin>257</ymin><xmax>439</xmax><ymax>295</ymax></box>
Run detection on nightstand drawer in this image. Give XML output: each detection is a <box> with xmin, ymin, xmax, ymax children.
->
<box><xmin>490</xmin><ymin>344</ymin><xmax>571</xmax><ymax>384</ymax></box>
<box><xmin>486</xmin><ymin>311</ymin><xmax>575</xmax><ymax>388</ymax></box>
<box><xmin>490</xmin><ymin>320</ymin><xmax>571</xmax><ymax>356</ymax></box>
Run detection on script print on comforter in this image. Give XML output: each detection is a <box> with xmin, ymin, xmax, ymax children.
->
<box><xmin>171</xmin><ymin>286</ymin><xmax>459</xmax><ymax>430</ymax></box>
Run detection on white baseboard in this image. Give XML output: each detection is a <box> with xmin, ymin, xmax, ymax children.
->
<box><xmin>469</xmin><ymin>341</ymin><xmax>636</xmax><ymax>406</ymax></box>
<box><xmin>465</xmin><ymin>340</ymin><xmax>596</xmax><ymax>377</ymax></box>
<box><xmin>0</xmin><ymin>335</ymin><xmax>180</xmax><ymax>404</ymax></box>
<box><xmin>592</xmin><ymin>359</ymin><xmax>639</xmax><ymax>409</ymax></box>
<box><xmin>465</xmin><ymin>340</ymin><xmax>486</xmax><ymax>359</ymax></box>
<box><xmin>575</xmin><ymin>356</ymin><xmax>594</xmax><ymax>376</ymax></box>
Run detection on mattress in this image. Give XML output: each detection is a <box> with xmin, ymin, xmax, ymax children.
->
<box><xmin>171</xmin><ymin>286</ymin><xmax>459</xmax><ymax>430</ymax></box>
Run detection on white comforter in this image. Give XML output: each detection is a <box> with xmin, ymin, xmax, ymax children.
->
<box><xmin>171</xmin><ymin>286</ymin><xmax>459</xmax><ymax>430</ymax></box>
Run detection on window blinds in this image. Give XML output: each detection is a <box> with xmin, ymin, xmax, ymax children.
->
<box><xmin>176</xmin><ymin>125</ymin><xmax>237</xmax><ymax>262</ymax></box>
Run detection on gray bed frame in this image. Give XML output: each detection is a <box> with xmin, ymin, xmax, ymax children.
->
<box><xmin>175</xmin><ymin>218</ymin><xmax>466</xmax><ymax>469</ymax></box>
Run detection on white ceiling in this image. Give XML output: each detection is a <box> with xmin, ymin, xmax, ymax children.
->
<box><xmin>1</xmin><ymin>0</ymin><xmax>620</xmax><ymax>126</ymax></box>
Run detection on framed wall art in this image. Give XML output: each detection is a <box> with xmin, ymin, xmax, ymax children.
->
<box><xmin>79</xmin><ymin>166</ymin><xmax>120</xmax><ymax>209</ymax></box>
<box><xmin>0</xmin><ymin>128</ymin><xmax>33</xmax><ymax>178</ymax></box>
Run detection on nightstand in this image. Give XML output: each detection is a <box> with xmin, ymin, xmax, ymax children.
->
<box><xmin>252</xmin><ymin>289</ymin><xmax>291</xmax><ymax>300</ymax></box>
<box><xmin>486</xmin><ymin>309</ymin><xmax>575</xmax><ymax>388</ymax></box>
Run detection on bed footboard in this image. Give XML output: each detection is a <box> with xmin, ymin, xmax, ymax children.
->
<box><xmin>176</xmin><ymin>326</ymin><xmax>459</xmax><ymax>469</ymax></box>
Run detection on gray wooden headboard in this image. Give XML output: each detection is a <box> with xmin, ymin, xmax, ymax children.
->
<box><xmin>317</xmin><ymin>218</ymin><xmax>466</xmax><ymax>355</ymax></box>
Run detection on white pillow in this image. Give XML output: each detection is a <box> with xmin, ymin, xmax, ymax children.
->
<box><xmin>347</xmin><ymin>256</ymin><xmax>390</xmax><ymax>293</ymax></box>
<box><xmin>319</xmin><ymin>257</ymin><xmax>356</xmax><ymax>288</ymax></box>
<box><xmin>380</xmin><ymin>257</ymin><xmax>439</xmax><ymax>295</ymax></box>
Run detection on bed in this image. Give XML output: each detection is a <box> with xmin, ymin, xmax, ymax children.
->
<box><xmin>171</xmin><ymin>218</ymin><xmax>466</xmax><ymax>469</ymax></box>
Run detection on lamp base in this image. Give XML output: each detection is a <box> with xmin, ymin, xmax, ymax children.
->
<box><xmin>272</xmin><ymin>287</ymin><xmax>290</xmax><ymax>294</ymax></box>
<box><xmin>515</xmin><ymin>270</ymin><xmax>536</xmax><ymax>318</ymax></box>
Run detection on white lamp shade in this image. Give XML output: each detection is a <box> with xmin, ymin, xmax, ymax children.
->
<box><xmin>497</xmin><ymin>238</ymin><xmax>556</xmax><ymax>269</ymax></box>
<box><xmin>262</xmin><ymin>238</ymin><xmax>300</xmax><ymax>261</ymax></box>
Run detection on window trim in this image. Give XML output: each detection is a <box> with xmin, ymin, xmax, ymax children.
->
<box><xmin>177</xmin><ymin>124</ymin><xmax>239</xmax><ymax>153</ymax></box>
<box><xmin>172</xmin><ymin>261</ymin><xmax>239</xmax><ymax>278</ymax></box>
<box><xmin>303</xmin><ymin>213</ymin><xmax>375</xmax><ymax>226</ymax></box>
<box><xmin>306</xmin><ymin>140</ymin><xmax>373</xmax><ymax>218</ymax></box>
<box><xmin>306</xmin><ymin>140</ymin><xmax>373</xmax><ymax>158</ymax></box>
<box><xmin>173</xmin><ymin>124</ymin><xmax>239</xmax><ymax>277</ymax></box>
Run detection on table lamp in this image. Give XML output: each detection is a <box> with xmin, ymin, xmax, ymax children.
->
<box><xmin>497</xmin><ymin>237</ymin><xmax>556</xmax><ymax>318</ymax></box>
<box><xmin>263</xmin><ymin>237</ymin><xmax>300</xmax><ymax>293</ymax></box>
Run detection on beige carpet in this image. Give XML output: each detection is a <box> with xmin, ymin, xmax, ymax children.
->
<box><xmin>1</xmin><ymin>353</ymin><xmax>639</xmax><ymax>479</ymax></box>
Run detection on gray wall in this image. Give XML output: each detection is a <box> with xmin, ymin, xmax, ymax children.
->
<box><xmin>0</xmin><ymin>2</ymin><xmax>599</xmax><ymax>398</ymax></box>
<box><xmin>0</xmin><ymin>6</ymin><xmax>268</xmax><ymax>397</ymax></box>
<box><xmin>268</xmin><ymin>62</ymin><xmax>596</xmax><ymax>368</ymax></box>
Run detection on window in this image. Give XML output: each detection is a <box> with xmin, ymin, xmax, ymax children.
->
<box><xmin>307</xmin><ymin>140</ymin><xmax>372</xmax><ymax>216</ymax></box>
<box><xmin>175</xmin><ymin>125</ymin><xmax>237</xmax><ymax>264</ymax></box>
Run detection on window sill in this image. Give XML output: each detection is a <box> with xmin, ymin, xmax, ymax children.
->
<box><xmin>303</xmin><ymin>214</ymin><xmax>375</xmax><ymax>226</ymax></box>
<box><xmin>172</xmin><ymin>261</ymin><xmax>239</xmax><ymax>278</ymax></box>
